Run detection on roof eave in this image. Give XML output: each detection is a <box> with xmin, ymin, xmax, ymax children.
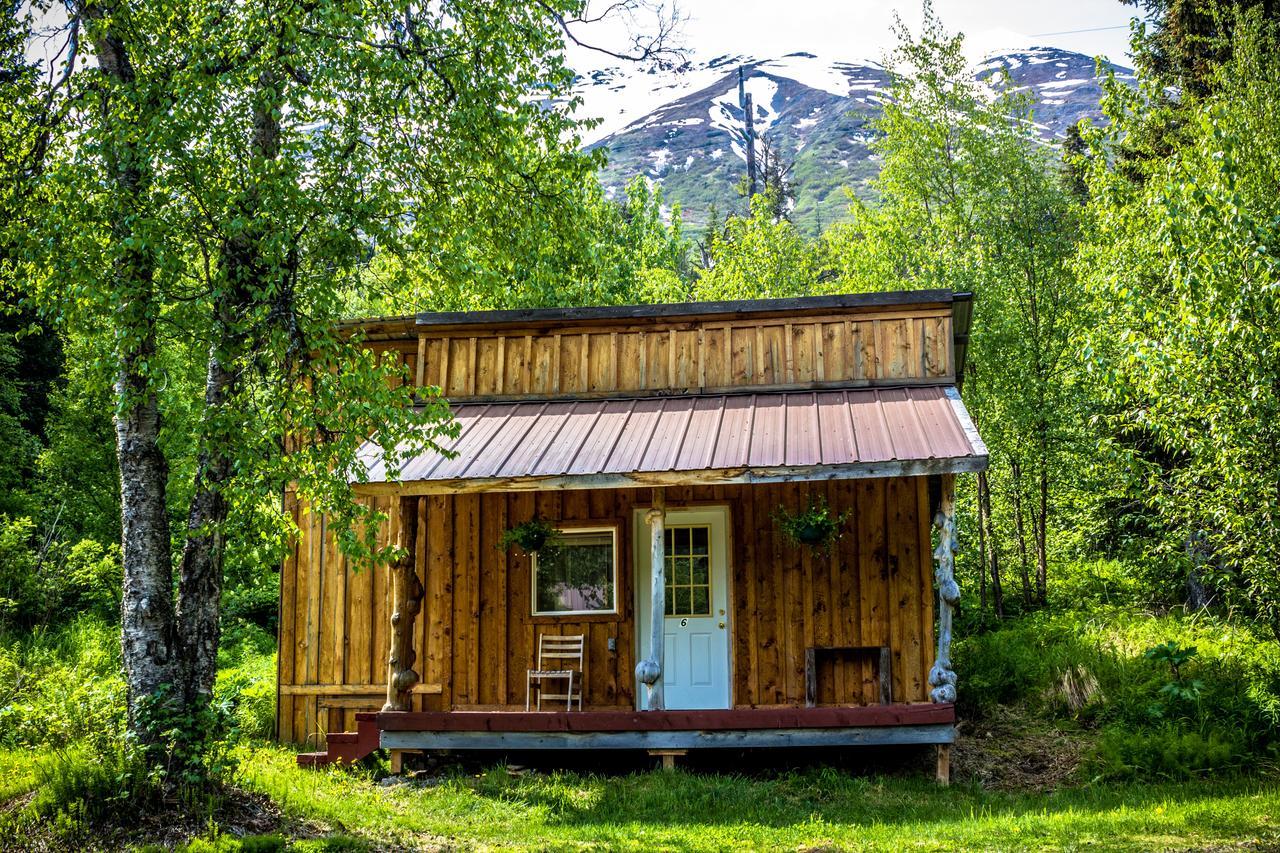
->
<box><xmin>350</xmin><ymin>454</ymin><xmax>989</xmax><ymax>496</ymax></box>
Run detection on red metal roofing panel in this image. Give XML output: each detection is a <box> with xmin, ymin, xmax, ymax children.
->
<box><xmin>565</xmin><ymin>399</ymin><xmax>633</xmax><ymax>475</ymax></box>
<box><xmin>673</xmin><ymin>397</ymin><xmax>726</xmax><ymax>471</ymax></box>
<box><xmin>639</xmin><ymin>398</ymin><xmax>696</xmax><ymax>472</ymax></box>
<box><xmin>356</xmin><ymin>386</ymin><xmax>986</xmax><ymax>488</ymax></box>
<box><xmin>747</xmin><ymin>394</ymin><xmax>786</xmax><ymax>467</ymax></box>
<box><xmin>814</xmin><ymin>391</ymin><xmax>857</xmax><ymax>466</ymax></box>
<box><xmin>605</xmin><ymin>398</ymin><xmax>665</xmax><ymax>472</ymax></box>
<box><xmin>784</xmin><ymin>393</ymin><xmax>822</xmax><ymax>467</ymax></box>
<box><xmin>710</xmin><ymin>396</ymin><xmax>755</xmax><ymax>470</ymax></box>
<box><xmin>847</xmin><ymin>389</ymin><xmax>894</xmax><ymax>463</ymax></box>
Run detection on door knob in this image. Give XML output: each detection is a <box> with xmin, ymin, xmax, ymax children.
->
<box><xmin>718</xmin><ymin>621</ymin><xmax>726</xmax><ymax>629</ymax></box>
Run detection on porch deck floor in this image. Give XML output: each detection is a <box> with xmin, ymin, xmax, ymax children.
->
<box><xmin>369</xmin><ymin>704</ymin><xmax>956</xmax><ymax>752</ymax></box>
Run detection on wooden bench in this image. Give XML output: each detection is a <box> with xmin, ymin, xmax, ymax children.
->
<box><xmin>804</xmin><ymin>645</ymin><xmax>892</xmax><ymax>707</ymax></box>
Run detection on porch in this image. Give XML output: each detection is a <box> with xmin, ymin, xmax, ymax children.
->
<box><xmin>298</xmin><ymin>703</ymin><xmax>957</xmax><ymax>778</ymax></box>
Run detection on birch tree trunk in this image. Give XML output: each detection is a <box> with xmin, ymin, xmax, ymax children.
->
<box><xmin>174</xmin><ymin>71</ymin><xmax>280</xmax><ymax>708</ymax></box>
<box><xmin>1036</xmin><ymin>463</ymin><xmax>1049</xmax><ymax>604</ymax></box>
<box><xmin>83</xmin><ymin>0</ymin><xmax>180</xmax><ymax>741</ymax></box>
<box><xmin>1010</xmin><ymin>458</ymin><xmax>1033</xmax><ymax>607</ymax></box>
<box><xmin>978</xmin><ymin>471</ymin><xmax>1004</xmax><ymax>617</ymax></box>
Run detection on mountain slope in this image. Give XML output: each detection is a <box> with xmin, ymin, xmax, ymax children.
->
<box><xmin>573</xmin><ymin>48</ymin><xmax>1133</xmax><ymax>235</ymax></box>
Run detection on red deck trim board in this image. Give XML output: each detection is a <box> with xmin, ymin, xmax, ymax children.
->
<box><xmin>370</xmin><ymin>703</ymin><xmax>955</xmax><ymax>733</ymax></box>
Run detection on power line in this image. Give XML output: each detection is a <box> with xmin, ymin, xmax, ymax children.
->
<box><xmin>1028</xmin><ymin>24</ymin><xmax>1131</xmax><ymax>37</ymax></box>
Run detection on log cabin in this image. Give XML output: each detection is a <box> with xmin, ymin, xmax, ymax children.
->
<box><xmin>280</xmin><ymin>289</ymin><xmax>987</xmax><ymax>781</ymax></box>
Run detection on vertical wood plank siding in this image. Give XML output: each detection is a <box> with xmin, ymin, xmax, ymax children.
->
<box><xmin>276</xmin><ymin>479</ymin><xmax>937</xmax><ymax>745</ymax></box>
<box><xmin>360</xmin><ymin>309</ymin><xmax>952</xmax><ymax>401</ymax></box>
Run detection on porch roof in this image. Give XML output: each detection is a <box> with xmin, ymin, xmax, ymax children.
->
<box><xmin>352</xmin><ymin>385</ymin><xmax>987</xmax><ymax>495</ymax></box>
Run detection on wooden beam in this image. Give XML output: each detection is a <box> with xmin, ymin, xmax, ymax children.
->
<box><xmin>382</xmin><ymin>724</ymin><xmax>957</xmax><ymax>752</ymax></box>
<box><xmin>384</xmin><ymin>496</ymin><xmax>424</xmax><ymax>712</ymax></box>
<box><xmin>376</xmin><ymin>704</ymin><xmax>956</xmax><ymax>732</ymax></box>
<box><xmin>280</xmin><ymin>683</ymin><xmax>443</xmax><ymax>697</ymax></box>
<box><xmin>936</xmin><ymin>743</ymin><xmax>951</xmax><ymax>785</ymax></box>
<box><xmin>350</xmin><ymin>456</ymin><xmax>989</xmax><ymax>498</ymax></box>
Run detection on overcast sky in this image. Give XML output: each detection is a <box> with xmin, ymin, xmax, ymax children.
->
<box><xmin>567</xmin><ymin>0</ymin><xmax>1139</xmax><ymax>71</ymax></box>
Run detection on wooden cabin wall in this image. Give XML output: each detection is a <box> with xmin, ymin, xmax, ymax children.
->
<box><xmin>361</xmin><ymin>308</ymin><xmax>953</xmax><ymax>402</ymax></box>
<box><xmin>276</xmin><ymin>480</ymin><xmax>936</xmax><ymax>746</ymax></box>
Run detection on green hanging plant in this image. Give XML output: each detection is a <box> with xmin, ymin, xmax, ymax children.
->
<box><xmin>773</xmin><ymin>497</ymin><xmax>850</xmax><ymax>551</ymax></box>
<box><xmin>498</xmin><ymin>516</ymin><xmax>558</xmax><ymax>554</ymax></box>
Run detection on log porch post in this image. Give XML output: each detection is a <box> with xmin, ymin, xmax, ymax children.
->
<box><xmin>384</xmin><ymin>496</ymin><xmax>424</xmax><ymax>712</ymax></box>
<box><xmin>928</xmin><ymin>473</ymin><xmax>959</xmax><ymax>705</ymax></box>
<box><xmin>635</xmin><ymin>489</ymin><xmax>666</xmax><ymax>711</ymax></box>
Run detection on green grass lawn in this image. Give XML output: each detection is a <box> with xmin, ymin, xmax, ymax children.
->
<box><xmin>3</xmin><ymin>745</ymin><xmax>1278</xmax><ymax>850</ymax></box>
<box><xmin>236</xmin><ymin>745</ymin><xmax>1280</xmax><ymax>851</ymax></box>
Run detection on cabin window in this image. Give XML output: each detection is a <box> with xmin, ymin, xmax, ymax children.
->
<box><xmin>531</xmin><ymin>527</ymin><xmax>618</xmax><ymax>616</ymax></box>
<box><xmin>664</xmin><ymin>525</ymin><xmax>711</xmax><ymax>617</ymax></box>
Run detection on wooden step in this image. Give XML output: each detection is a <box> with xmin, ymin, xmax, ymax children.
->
<box><xmin>295</xmin><ymin>716</ymin><xmax>383</xmax><ymax>768</ymax></box>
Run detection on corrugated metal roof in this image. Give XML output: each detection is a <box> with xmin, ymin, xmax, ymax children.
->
<box><xmin>355</xmin><ymin>386</ymin><xmax>987</xmax><ymax>494</ymax></box>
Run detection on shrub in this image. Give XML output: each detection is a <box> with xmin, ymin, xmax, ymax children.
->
<box><xmin>1088</xmin><ymin>724</ymin><xmax>1249</xmax><ymax>780</ymax></box>
<box><xmin>215</xmin><ymin>650</ymin><xmax>277</xmax><ymax>742</ymax></box>
<box><xmin>954</xmin><ymin>606</ymin><xmax>1280</xmax><ymax>779</ymax></box>
<box><xmin>0</xmin><ymin>616</ymin><xmax>126</xmax><ymax>753</ymax></box>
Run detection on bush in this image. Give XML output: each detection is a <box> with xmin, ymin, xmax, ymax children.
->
<box><xmin>1088</xmin><ymin>724</ymin><xmax>1250</xmax><ymax>780</ymax></box>
<box><xmin>954</xmin><ymin>607</ymin><xmax>1280</xmax><ymax>779</ymax></box>
<box><xmin>0</xmin><ymin>616</ymin><xmax>126</xmax><ymax>753</ymax></box>
<box><xmin>0</xmin><ymin>517</ymin><xmax>120</xmax><ymax>629</ymax></box>
<box><xmin>215</xmin><ymin>649</ymin><xmax>277</xmax><ymax>742</ymax></box>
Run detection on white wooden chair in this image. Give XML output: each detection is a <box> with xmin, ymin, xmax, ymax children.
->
<box><xmin>525</xmin><ymin>634</ymin><xmax>585</xmax><ymax>711</ymax></box>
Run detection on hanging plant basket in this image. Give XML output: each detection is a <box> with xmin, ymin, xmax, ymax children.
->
<box><xmin>773</xmin><ymin>497</ymin><xmax>850</xmax><ymax>552</ymax></box>
<box><xmin>499</xmin><ymin>516</ymin><xmax>557</xmax><ymax>555</ymax></box>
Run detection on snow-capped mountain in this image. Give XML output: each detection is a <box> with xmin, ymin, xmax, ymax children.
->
<box><xmin>570</xmin><ymin>47</ymin><xmax>1134</xmax><ymax>234</ymax></box>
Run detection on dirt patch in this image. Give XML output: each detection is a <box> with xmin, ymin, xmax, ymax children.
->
<box><xmin>952</xmin><ymin>705</ymin><xmax>1095</xmax><ymax>791</ymax></box>
<box><xmin>0</xmin><ymin>785</ymin><xmax>321</xmax><ymax>852</ymax></box>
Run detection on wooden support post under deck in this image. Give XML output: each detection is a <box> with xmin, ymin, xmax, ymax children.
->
<box><xmin>384</xmin><ymin>496</ymin><xmax>424</xmax><ymax>714</ymax></box>
<box><xmin>636</xmin><ymin>489</ymin><xmax>667</xmax><ymax>711</ymax></box>
<box><xmin>936</xmin><ymin>744</ymin><xmax>951</xmax><ymax>785</ymax></box>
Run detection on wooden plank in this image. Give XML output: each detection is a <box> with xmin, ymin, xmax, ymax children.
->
<box><xmin>378</xmin><ymin>703</ymin><xmax>956</xmax><ymax>731</ymax></box>
<box><xmin>886</xmin><ymin>478</ymin><xmax>910</xmax><ymax>703</ymax></box>
<box><xmin>507</xmin><ymin>491</ymin><xmax>536</xmax><ymax>709</ymax></box>
<box><xmin>281</xmin><ymin>683</ymin><xmax>444</xmax><ymax>696</ymax></box>
<box><xmin>370</xmin><ymin>500</ymin><xmax>391</xmax><ymax>710</ymax></box>
<box><xmin>345</xmin><ymin>508</ymin><xmax>373</xmax><ymax>695</ymax></box>
<box><xmin>415</xmin><ymin>335</ymin><xmax>427</xmax><ymax>388</ymax></box>
<box><xmin>383</xmin><ymin>724</ymin><xmax>957</xmax><ymax>752</ymax></box>
<box><xmin>303</xmin><ymin>511</ymin><xmax>325</xmax><ymax>741</ymax></box>
<box><xmin>327</xmin><ymin>515</ymin><xmax>347</xmax><ymax>696</ymax></box>
<box><xmin>837</xmin><ymin>480</ymin><xmax>862</xmax><ymax>701</ymax></box>
<box><xmin>475</xmin><ymin>336</ymin><xmax>499</xmax><ymax>396</ymax></box>
<box><xmin>758</xmin><ymin>484</ymin><xmax>782</xmax><ymax>704</ymax></box>
<box><xmin>494</xmin><ymin>494</ymin><xmax>510</xmax><ymax>707</ymax></box>
<box><xmin>426</xmin><ymin>495</ymin><xmax>453</xmax><ymax>709</ymax></box>
<box><xmin>859</xmin><ymin>479</ymin><xmax>888</xmax><ymax>704</ymax></box>
<box><xmin>277</xmin><ymin>493</ymin><xmax>300</xmax><ymax>742</ymax></box>
<box><xmin>917</xmin><ymin>476</ymin><xmax>937</xmax><ymax>702</ymax></box>
<box><xmin>738</xmin><ymin>486</ymin><xmax>760</xmax><ymax>706</ymax></box>
<box><xmin>477</xmin><ymin>492</ymin><xmax>499</xmax><ymax>706</ymax></box>
<box><xmin>467</xmin><ymin>336</ymin><xmax>479</xmax><ymax>396</ymax></box>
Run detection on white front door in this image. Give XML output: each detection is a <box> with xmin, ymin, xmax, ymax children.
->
<box><xmin>634</xmin><ymin>507</ymin><xmax>731</xmax><ymax>710</ymax></box>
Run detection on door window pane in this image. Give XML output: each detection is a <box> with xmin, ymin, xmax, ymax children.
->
<box><xmin>664</xmin><ymin>525</ymin><xmax>712</xmax><ymax>617</ymax></box>
<box><xmin>532</xmin><ymin>529</ymin><xmax>616</xmax><ymax>615</ymax></box>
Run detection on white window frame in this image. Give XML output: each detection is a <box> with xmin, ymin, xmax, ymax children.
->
<box><xmin>530</xmin><ymin>525</ymin><xmax>619</xmax><ymax>617</ymax></box>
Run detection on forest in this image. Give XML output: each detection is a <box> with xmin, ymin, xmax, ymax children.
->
<box><xmin>2</xmin><ymin>0</ymin><xmax>1280</xmax><ymax>849</ymax></box>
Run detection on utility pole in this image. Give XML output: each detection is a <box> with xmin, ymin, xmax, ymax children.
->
<box><xmin>739</xmin><ymin>66</ymin><xmax>757</xmax><ymax>200</ymax></box>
